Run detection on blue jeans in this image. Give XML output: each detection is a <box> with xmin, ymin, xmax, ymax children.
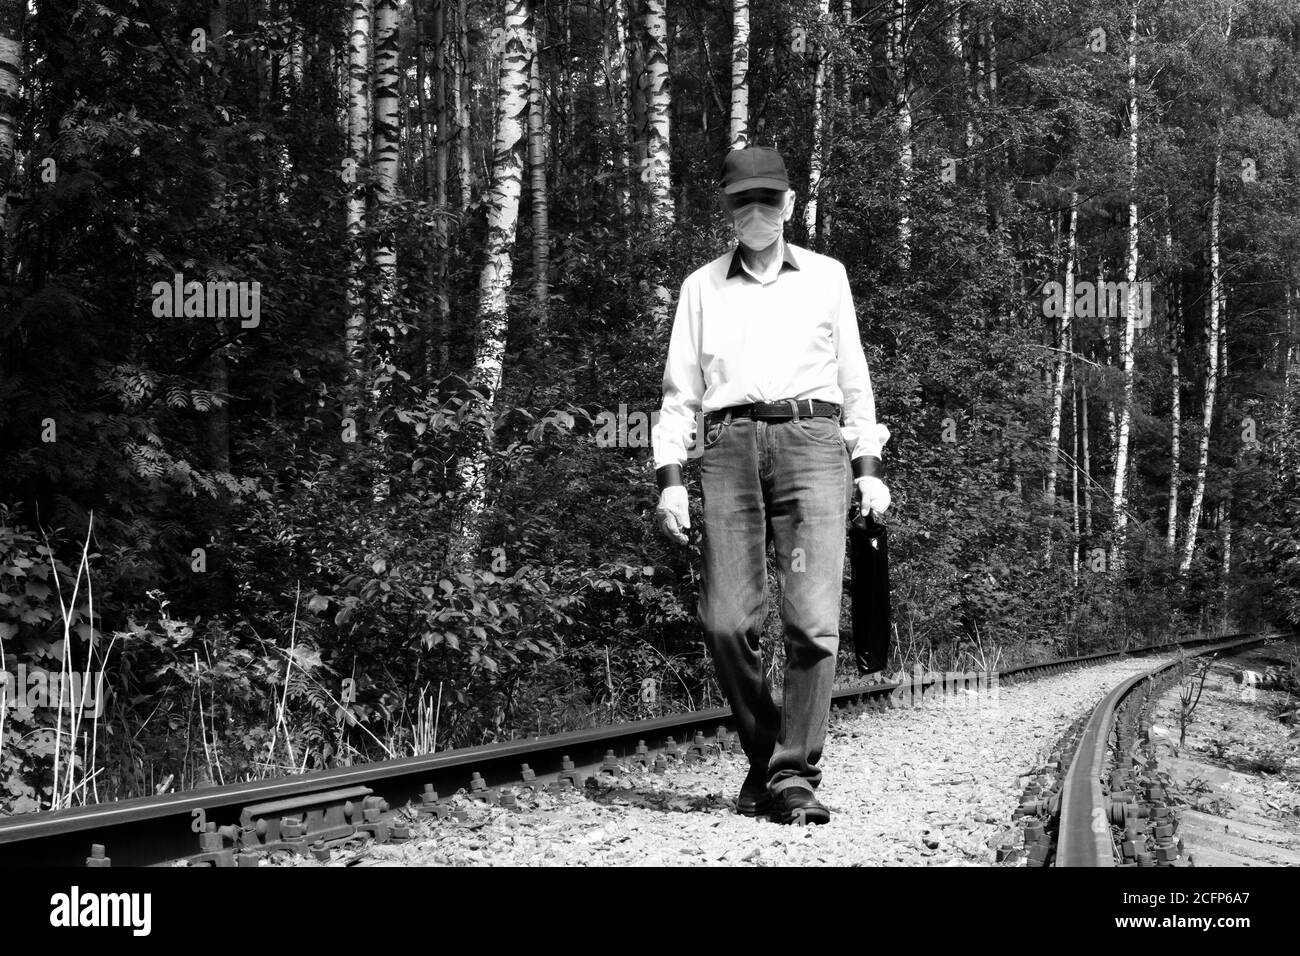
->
<box><xmin>697</xmin><ymin>412</ymin><xmax>852</xmax><ymax>793</ymax></box>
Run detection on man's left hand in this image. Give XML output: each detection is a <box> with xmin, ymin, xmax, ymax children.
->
<box><xmin>855</xmin><ymin>476</ymin><xmax>891</xmax><ymax>518</ymax></box>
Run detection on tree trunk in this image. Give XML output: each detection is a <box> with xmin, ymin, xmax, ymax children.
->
<box><xmin>1071</xmin><ymin>342</ymin><xmax>1081</xmax><ymax>588</ymax></box>
<box><xmin>432</xmin><ymin>0</ymin><xmax>451</xmax><ymax>371</ymax></box>
<box><xmin>804</xmin><ymin>0</ymin><xmax>831</xmax><ymax>239</ymax></box>
<box><xmin>1081</xmin><ymin>377</ymin><xmax>1093</xmax><ymax>537</ymax></box>
<box><xmin>1110</xmin><ymin>2</ymin><xmax>1139</xmax><ymax>574</ymax></box>
<box><xmin>528</xmin><ymin>40</ymin><xmax>549</xmax><ymax>330</ymax></box>
<box><xmin>1098</xmin><ymin>261</ymin><xmax>1117</xmax><ymax>450</ymax></box>
<box><xmin>1045</xmin><ymin>193</ymin><xmax>1078</xmax><ymax>562</ymax></box>
<box><xmin>946</xmin><ymin>0</ymin><xmax>973</xmax><ymax>152</ymax></box>
<box><xmin>453</xmin><ymin>0</ymin><xmax>534</xmax><ymax>567</ymax></box>
<box><xmin>371</xmin><ymin>0</ymin><xmax>401</xmax><ymax>321</ymax></box>
<box><xmin>639</xmin><ymin>0</ymin><xmax>673</xmax><ymax>332</ymax></box>
<box><xmin>639</xmin><ymin>0</ymin><xmax>672</xmax><ymax>226</ymax></box>
<box><xmin>345</xmin><ymin>0</ymin><xmax>372</xmax><ymax>372</ymax></box>
<box><xmin>629</xmin><ymin>7</ymin><xmax>648</xmax><ymax>219</ymax></box>
<box><xmin>729</xmin><ymin>0</ymin><xmax>750</xmax><ymax>150</ymax></box>
<box><xmin>1165</xmin><ymin>213</ymin><xmax>1181</xmax><ymax>552</ymax></box>
<box><xmin>0</xmin><ymin>0</ymin><xmax>23</xmax><ymax>250</ymax></box>
<box><xmin>888</xmin><ymin>0</ymin><xmax>912</xmax><ymax>269</ymax></box>
<box><xmin>1283</xmin><ymin>282</ymin><xmax>1296</xmax><ymax>476</ymax></box>
<box><xmin>454</xmin><ymin>0</ymin><xmax>473</xmax><ymax>210</ymax></box>
<box><xmin>1180</xmin><ymin>139</ymin><xmax>1223</xmax><ymax>576</ymax></box>
<box><xmin>1219</xmin><ymin>318</ymin><xmax>1232</xmax><ymax>598</ymax></box>
<box><xmin>609</xmin><ymin>0</ymin><xmax>632</xmax><ymax>220</ymax></box>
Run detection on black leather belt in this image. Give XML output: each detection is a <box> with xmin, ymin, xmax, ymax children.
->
<box><xmin>706</xmin><ymin>399</ymin><xmax>841</xmax><ymax>426</ymax></box>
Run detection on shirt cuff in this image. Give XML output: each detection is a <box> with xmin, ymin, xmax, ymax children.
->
<box><xmin>851</xmin><ymin>455</ymin><xmax>883</xmax><ymax>479</ymax></box>
<box><xmin>656</xmin><ymin>464</ymin><xmax>684</xmax><ymax>491</ymax></box>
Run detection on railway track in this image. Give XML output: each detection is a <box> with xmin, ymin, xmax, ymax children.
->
<box><xmin>0</xmin><ymin>629</ymin><xmax>1286</xmax><ymax>867</ymax></box>
<box><xmin>1052</xmin><ymin>631</ymin><xmax>1289</xmax><ymax>867</ymax></box>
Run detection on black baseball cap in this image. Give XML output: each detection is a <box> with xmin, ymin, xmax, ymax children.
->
<box><xmin>720</xmin><ymin>146</ymin><xmax>789</xmax><ymax>194</ymax></box>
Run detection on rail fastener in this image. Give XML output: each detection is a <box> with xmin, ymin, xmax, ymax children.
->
<box><xmin>85</xmin><ymin>844</ymin><xmax>110</xmax><ymax>867</ymax></box>
<box><xmin>631</xmin><ymin>741</ymin><xmax>651</xmax><ymax>768</ymax></box>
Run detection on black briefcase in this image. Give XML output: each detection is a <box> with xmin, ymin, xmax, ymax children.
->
<box><xmin>848</xmin><ymin>508</ymin><xmax>891</xmax><ymax>676</ymax></box>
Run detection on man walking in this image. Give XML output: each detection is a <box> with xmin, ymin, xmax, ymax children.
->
<box><xmin>652</xmin><ymin>146</ymin><xmax>891</xmax><ymax>825</ymax></box>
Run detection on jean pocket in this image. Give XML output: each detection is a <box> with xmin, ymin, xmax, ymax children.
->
<box><xmin>795</xmin><ymin>416</ymin><xmax>844</xmax><ymax>447</ymax></box>
<box><xmin>702</xmin><ymin>418</ymin><xmax>730</xmax><ymax>449</ymax></box>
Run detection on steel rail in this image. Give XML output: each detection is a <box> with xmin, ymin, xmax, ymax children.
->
<box><xmin>1054</xmin><ymin>632</ymin><xmax>1283</xmax><ymax>867</ymax></box>
<box><xmin>0</xmin><ymin>629</ymin><xmax>1277</xmax><ymax>867</ymax></box>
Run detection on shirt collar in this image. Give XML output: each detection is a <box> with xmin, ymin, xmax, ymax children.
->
<box><xmin>726</xmin><ymin>239</ymin><xmax>801</xmax><ymax>281</ymax></box>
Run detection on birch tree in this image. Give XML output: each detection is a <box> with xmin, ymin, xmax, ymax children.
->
<box><xmin>454</xmin><ymin>0</ymin><xmax>473</xmax><ymax>209</ymax></box>
<box><xmin>639</xmin><ymin>0</ymin><xmax>673</xmax><ymax>332</ymax></box>
<box><xmin>0</xmin><ymin>0</ymin><xmax>22</xmax><ymax>246</ymax></box>
<box><xmin>639</xmin><ymin>0</ymin><xmax>672</xmax><ymax>226</ymax></box>
<box><xmin>1219</xmin><ymin>305</ymin><xmax>1231</xmax><ymax>598</ymax></box>
<box><xmin>804</xmin><ymin>0</ymin><xmax>831</xmax><ymax>238</ymax></box>
<box><xmin>729</xmin><ymin>0</ymin><xmax>750</xmax><ymax>150</ymax></box>
<box><xmin>454</xmin><ymin>0</ymin><xmax>535</xmax><ymax>566</ymax></box>
<box><xmin>345</xmin><ymin>0</ymin><xmax>372</xmax><ymax>370</ymax></box>
<box><xmin>1110</xmin><ymin>2</ymin><xmax>1139</xmax><ymax>574</ymax></box>
<box><xmin>1045</xmin><ymin>194</ymin><xmax>1078</xmax><ymax>561</ymax></box>
<box><xmin>528</xmin><ymin>39</ymin><xmax>549</xmax><ymax>326</ymax></box>
<box><xmin>1180</xmin><ymin>140</ymin><xmax>1223</xmax><ymax>576</ymax></box>
<box><xmin>430</xmin><ymin>0</ymin><xmax>452</xmax><ymax>370</ymax></box>
<box><xmin>371</xmin><ymin>0</ymin><xmax>401</xmax><ymax>316</ymax></box>
<box><xmin>1165</xmin><ymin>208</ymin><xmax>1181</xmax><ymax>551</ymax></box>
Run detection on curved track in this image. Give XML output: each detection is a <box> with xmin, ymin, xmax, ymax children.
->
<box><xmin>0</xmin><ymin>630</ymin><xmax>1281</xmax><ymax>866</ymax></box>
<box><xmin>1055</xmin><ymin>632</ymin><xmax>1285</xmax><ymax>866</ymax></box>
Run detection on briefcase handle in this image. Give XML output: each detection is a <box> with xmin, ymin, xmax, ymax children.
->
<box><xmin>850</xmin><ymin>504</ymin><xmax>887</xmax><ymax>530</ymax></box>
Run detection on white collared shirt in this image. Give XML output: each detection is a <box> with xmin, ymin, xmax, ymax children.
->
<box><xmin>652</xmin><ymin>239</ymin><xmax>889</xmax><ymax>470</ymax></box>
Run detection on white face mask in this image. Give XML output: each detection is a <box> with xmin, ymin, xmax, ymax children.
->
<box><xmin>731</xmin><ymin>201</ymin><xmax>786</xmax><ymax>250</ymax></box>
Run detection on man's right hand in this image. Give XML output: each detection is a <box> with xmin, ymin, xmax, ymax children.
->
<box><xmin>655</xmin><ymin>486</ymin><xmax>690</xmax><ymax>545</ymax></box>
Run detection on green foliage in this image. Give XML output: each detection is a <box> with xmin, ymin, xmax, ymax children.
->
<box><xmin>2</xmin><ymin>0</ymin><xmax>1299</xmax><ymax>811</ymax></box>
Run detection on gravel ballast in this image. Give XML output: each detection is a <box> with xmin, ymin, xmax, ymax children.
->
<box><xmin>277</xmin><ymin>653</ymin><xmax>1180</xmax><ymax>867</ymax></box>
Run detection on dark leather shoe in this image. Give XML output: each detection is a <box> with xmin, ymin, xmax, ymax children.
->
<box><xmin>736</xmin><ymin>766</ymin><xmax>773</xmax><ymax>817</ymax></box>
<box><xmin>770</xmin><ymin>786</ymin><xmax>830</xmax><ymax>825</ymax></box>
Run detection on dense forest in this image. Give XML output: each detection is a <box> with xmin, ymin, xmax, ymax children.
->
<box><xmin>0</xmin><ymin>0</ymin><xmax>1298</xmax><ymax>813</ymax></box>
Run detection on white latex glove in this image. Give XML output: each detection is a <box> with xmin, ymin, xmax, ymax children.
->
<box><xmin>656</xmin><ymin>486</ymin><xmax>690</xmax><ymax>545</ymax></box>
<box><xmin>855</xmin><ymin>476</ymin><xmax>891</xmax><ymax>518</ymax></box>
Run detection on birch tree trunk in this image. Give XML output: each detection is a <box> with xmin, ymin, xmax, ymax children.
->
<box><xmin>1099</xmin><ymin>261</ymin><xmax>1117</xmax><ymax>450</ymax></box>
<box><xmin>432</xmin><ymin>0</ymin><xmax>452</xmax><ymax>371</ymax></box>
<box><xmin>1081</xmin><ymin>378</ymin><xmax>1093</xmax><ymax>537</ymax></box>
<box><xmin>453</xmin><ymin>0</ymin><xmax>534</xmax><ymax>567</ymax></box>
<box><xmin>1180</xmin><ymin>141</ymin><xmax>1223</xmax><ymax>576</ymax></box>
<box><xmin>345</xmin><ymin>0</ymin><xmax>372</xmax><ymax>372</ymax></box>
<box><xmin>1110</xmin><ymin>3</ymin><xmax>1139</xmax><ymax>574</ymax></box>
<box><xmin>454</xmin><ymin>0</ymin><xmax>473</xmax><ymax>210</ymax></box>
<box><xmin>1071</xmin><ymin>350</ymin><xmax>1081</xmax><ymax>588</ymax></box>
<box><xmin>729</xmin><ymin>0</ymin><xmax>749</xmax><ymax>150</ymax></box>
<box><xmin>371</xmin><ymin>0</ymin><xmax>401</xmax><ymax>318</ymax></box>
<box><xmin>804</xmin><ymin>0</ymin><xmax>831</xmax><ymax>238</ymax></box>
<box><xmin>1045</xmin><ymin>194</ymin><xmax>1077</xmax><ymax>562</ymax></box>
<box><xmin>528</xmin><ymin>41</ymin><xmax>549</xmax><ymax>328</ymax></box>
<box><xmin>0</xmin><ymin>0</ymin><xmax>22</xmax><ymax>248</ymax></box>
<box><xmin>1283</xmin><ymin>283</ymin><xmax>1296</xmax><ymax>476</ymax></box>
<box><xmin>1165</xmin><ymin>215</ymin><xmax>1181</xmax><ymax>552</ymax></box>
<box><xmin>639</xmin><ymin>0</ymin><xmax>673</xmax><ymax>332</ymax></box>
<box><xmin>1219</xmin><ymin>317</ymin><xmax>1231</xmax><ymax>599</ymax></box>
<box><xmin>640</xmin><ymin>0</ymin><xmax>672</xmax><ymax>226</ymax></box>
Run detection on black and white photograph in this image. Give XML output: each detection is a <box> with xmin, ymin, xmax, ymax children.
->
<box><xmin>0</xmin><ymin>0</ymin><xmax>1295</xmax><ymax>934</ymax></box>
